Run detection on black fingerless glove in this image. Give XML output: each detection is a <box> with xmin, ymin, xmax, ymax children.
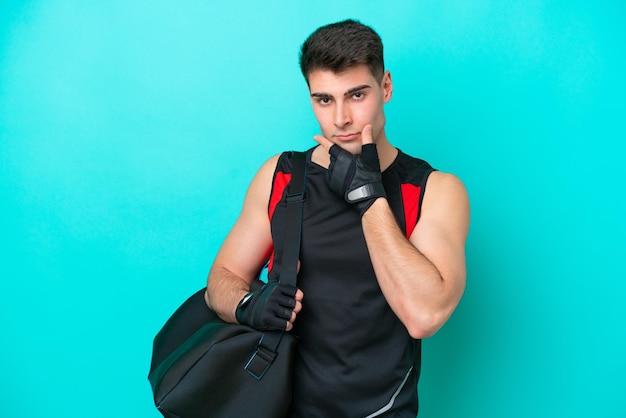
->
<box><xmin>326</xmin><ymin>143</ymin><xmax>387</xmax><ymax>216</ymax></box>
<box><xmin>235</xmin><ymin>282</ymin><xmax>298</xmax><ymax>331</ymax></box>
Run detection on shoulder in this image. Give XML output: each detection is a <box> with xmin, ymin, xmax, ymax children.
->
<box><xmin>421</xmin><ymin>171</ymin><xmax>470</xmax><ymax>235</ymax></box>
<box><xmin>409</xmin><ymin>170</ymin><xmax>469</xmax><ymax>252</ymax></box>
<box><xmin>242</xmin><ymin>154</ymin><xmax>281</xmax><ymax>209</ymax></box>
<box><xmin>258</xmin><ymin>153</ymin><xmax>282</xmax><ymax>177</ymax></box>
<box><xmin>424</xmin><ymin>171</ymin><xmax>468</xmax><ymax>201</ymax></box>
<box><xmin>246</xmin><ymin>151</ymin><xmax>309</xmax><ymax>206</ymax></box>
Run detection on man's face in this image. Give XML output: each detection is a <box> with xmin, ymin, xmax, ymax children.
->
<box><xmin>308</xmin><ymin>65</ymin><xmax>392</xmax><ymax>155</ymax></box>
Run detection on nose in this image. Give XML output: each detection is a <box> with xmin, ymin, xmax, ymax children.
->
<box><xmin>333</xmin><ymin>102</ymin><xmax>351</xmax><ymax>128</ymax></box>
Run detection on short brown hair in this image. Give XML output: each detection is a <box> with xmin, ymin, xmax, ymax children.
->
<box><xmin>299</xmin><ymin>19</ymin><xmax>385</xmax><ymax>85</ymax></box>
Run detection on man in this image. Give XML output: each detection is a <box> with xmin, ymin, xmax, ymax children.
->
<box><xmin>205</xmin><ymin>19</ymin><xmax>469</xmax><ymax>417</ymax></box>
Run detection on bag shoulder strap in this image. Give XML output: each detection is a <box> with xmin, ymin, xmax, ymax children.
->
<box><xmin>243</xmin><ymin>152</ymin><xmax>306</xmax><ymax>379</ymax></box>
<box><xmin>275</xmin><ymin>151</ymin><xmax>306</xmax><ymax>288</ymax></box>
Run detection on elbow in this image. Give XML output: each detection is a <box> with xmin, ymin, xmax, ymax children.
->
<box><xmin>406</xmin><ymin>322</ymin><xmax>440</xmax><ymax>340</ymax></box>
<box><xmin>403</xmin><ymin>285</ymin><xmax>465</xmax><ymax>339</ymax></box>
<box><xmin>404</xmin><ymin>310</ymin><xmax>449</xmax><ymax>339</ymax></box>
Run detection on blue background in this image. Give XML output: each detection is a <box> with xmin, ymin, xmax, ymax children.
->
<box><xmin>1</xmin><ymin>1</ymin><xmax>624</xmax><ymax>417</ymax></box>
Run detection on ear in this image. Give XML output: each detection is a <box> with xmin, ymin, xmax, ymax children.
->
<box><xmin>381</xmin><ymin>70</ymin><xmax>393</xmax><ymax>103</ymax></box>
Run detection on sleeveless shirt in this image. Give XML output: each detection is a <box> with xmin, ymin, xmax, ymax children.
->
<box><xmin>268</xmin><ymin>147</ymin><xmax>434</xmax><ymax>417</ymax></box>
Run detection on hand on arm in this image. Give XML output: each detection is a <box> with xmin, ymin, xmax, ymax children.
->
<box><xmin>314</xmin><ymin>127</ymin><xmax>469</xmax><ymax>338</ymax></box>
<box><xmin>205</xmin><ymin>155</ymin><xmax>303</xmax><ymax>331</ymax></box>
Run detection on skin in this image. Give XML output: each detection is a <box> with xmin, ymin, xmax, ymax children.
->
<box><xmin>308</xmin><ymin>65</ymin><xmax>397</xmax><ymax>169</ymax></box>
<box><xmin>206</xmin><ymin>64</ymin><xmax>469</xmax><ymax>338</ymax></box>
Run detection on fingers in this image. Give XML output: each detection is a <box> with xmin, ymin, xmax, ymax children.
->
<box><xmin>286</xmin><ymin>304</ymin><xmax>301</xmax><ymax>331</ymax></box>
<box><xmin>275</xmin><ymin>306</ymin><xmax>294</xmax><ymax>320</ymax></box>
<box><xmin>313</xmin><ymin>134</ymin><xmax>334</xmax><ymax>152</ymax></box>
<box><xmin>285</xmin><ymin>264</ymin><xmax>302</xmax><ymax>332</ymax></box>
<box><xmin>361</xmin><ymin>124</ymin><xmax>373</xmax><ymax>145</ymax></box>
<box><xmin>286</xmin><ymin>289</ymin><xmax>304</xmax><ymax>331</ymax></box>
<box><xmin>283</xmin><ymin>289</ymin><xmax>303</xmax><ymax>316</ymax></box>
<box><xmin>273</xmin><ymin>286</ymin><xmax>304</xmax><ymax>332</ymax></box>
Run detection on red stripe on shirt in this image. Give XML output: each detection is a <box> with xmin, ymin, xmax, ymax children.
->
<box><xmin>267</xmin><ymin>172</ymin><xmax>291</xmax><ymax>272</ymax></box>
<box><xmin>401</xmin><ymin>183</ymin><xmax>422</xmax><ymax>239</ymax></box>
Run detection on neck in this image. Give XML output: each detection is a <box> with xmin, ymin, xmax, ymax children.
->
<box><xmin>375</xmin><ymin>137</ymin><xmax>398</xmax><ymax>171</ymax></box>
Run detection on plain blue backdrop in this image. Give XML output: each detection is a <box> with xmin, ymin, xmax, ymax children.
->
<box><xmin>1</xmin><ymin>1</ymin><xmax>624</xmax><ymax>417</ymax></box>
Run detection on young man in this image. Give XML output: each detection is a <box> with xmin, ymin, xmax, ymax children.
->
<box><xmin>206</xmin><ymin>19</ymin><xmax>469</xmax><ymax>417</ymax></box>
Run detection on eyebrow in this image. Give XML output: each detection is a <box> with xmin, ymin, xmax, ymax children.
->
<box><xmin>310</xmin><ymin>84</ymin><xmax>372</xmax><ymax>99</ymax></box>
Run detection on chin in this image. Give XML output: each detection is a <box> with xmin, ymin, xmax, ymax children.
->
<box><xmin>338</xmin><ymin>142</ymin><xmax>363</xmax><ymax>155</ymax></box>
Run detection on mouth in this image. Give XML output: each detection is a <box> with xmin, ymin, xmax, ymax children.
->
<box><xmin>334</xmin><ymin>132</ymin><xmax>360</xmax><ymax>142</ymax></box>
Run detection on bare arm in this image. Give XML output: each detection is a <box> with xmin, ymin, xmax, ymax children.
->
<box><xmin>205</xmin><ymin>155</ymin><xmax>304</xmax><ymax>330</ymax></box>
<box><xmin>362</xmin><ymin>172</ymin><xmax>469</xmax><ymax>338</ymax></box>
<box><xmin>313</xmin><ymin>124</ymin><xmax>469</xmax><ymax>338</ymax></box>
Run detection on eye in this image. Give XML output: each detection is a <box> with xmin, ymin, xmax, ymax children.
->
<box><xmin>352</xmin><ymin>92</ymin><xmax>365</xmax><ymax>100</ymax></box>
<box><xmin>316</xmin><ymin>97</ymin><xmax>332</xmax><ymax>106</ymax></box>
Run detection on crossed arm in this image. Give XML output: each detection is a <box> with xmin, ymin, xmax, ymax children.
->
<box><xmin>314</xmin><ymin>125</ymin><xmax>470</xmax><ymax>339</ymax></box>
<box><xmin>362</xmin><ymin>172</ymin><xmax>469</xmax><ymax>339</ymax></box>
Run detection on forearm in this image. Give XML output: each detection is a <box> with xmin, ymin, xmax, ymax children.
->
<box><xmin>205</xmin><ymin>266</ymin><xmax>251</xmax><ymax>324</ymax></box>
<box><xmin>206</xmin><ymin>263</ymin><xmax>303</xmax><ymax>331</ymax></box>
<box><xmin>362</xmin><ymin>198</ymin><xmax>454</xmax><ymax>338</ymax></box>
